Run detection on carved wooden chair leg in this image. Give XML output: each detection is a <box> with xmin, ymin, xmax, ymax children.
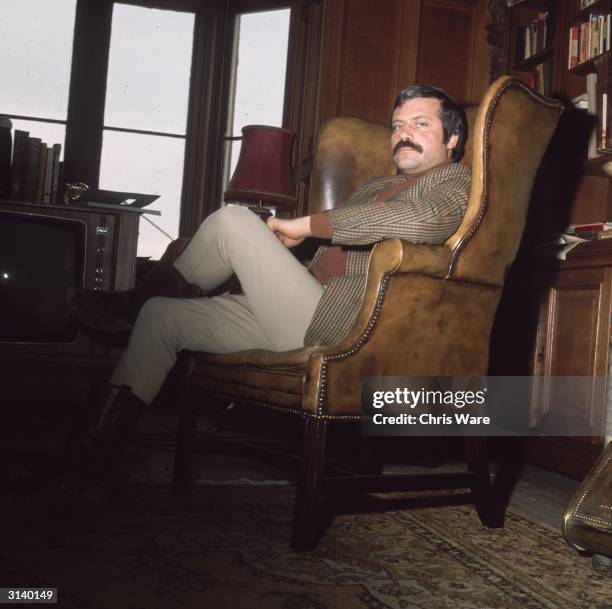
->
<box><xmin>464</xmin><ymin>435</ymin><xmax>502</xmax><ymax>528</ymax></box>
<box><xmin>291</xmin><ymin>417</ymin><xmax>329</xmax><ymax>551</ymax></box>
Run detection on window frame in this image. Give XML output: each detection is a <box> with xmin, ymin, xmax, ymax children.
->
<box><xmin>2</xmin><ymin>0</ymin><xmax>297</xmax><ymax>244</ymax></box>
<box><xmin>220</xmin><ymin>5</ymin><xmax>293</xmax><ymax>198</ymax></box>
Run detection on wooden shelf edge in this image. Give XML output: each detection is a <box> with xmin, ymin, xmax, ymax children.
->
<box><xmin>583</xmin><ymin>153</ymin><xmax>612</xmax><ymax>175</ymax></box>
<box><xmin>513</xmin><ymin>45</ymin><xmax>554</xmax><ymax>71</ymax></box>
<box><xmin>569</xmin><ymin>50</ymin><xmax>610</xmax><ymax>75</ymax></box>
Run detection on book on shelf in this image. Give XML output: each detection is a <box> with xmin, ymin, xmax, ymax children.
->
<box><xmin>583</xmin><ymin>72</ymin><xmax>599</xmax><ymax>158</ymax></box>
<box><xmin>35</xmin><ymin>144</ymin><xmax>47</xmax><ymax>203</ymax></box>
<box><xmin>571</xmin><ymin>229</ymin><xmax>612</xmax><ymax>239</ymax></box>
<box><xmin>54</xmin><ymin>161</ymin><xmax>64</xmax><ymax>204</ymax></box>
<box><xmin>22</xmin><ymin>137</ymin><xmax>42</xmax><ymax>203</ymax></box>
<box><xmin>569</xmin><ymin>25</ymin><xmax>580</xmax><ymax>69</ymax></box>
<box><xmin>595</xmin><ymin>53</ymin><xmax>612</xmax><ymax>153</ymax></box>
<box><xmin>9</xmin><ymin>130</ymin><xmax>29</xmax><ymax>199</ymax></box>
<box><xmin>50</xmin><ymin>143</ymin><xmax>61</xmax><ymax>204</ymax></box>
<box><xmin>42</xmin><ymin>146</ymin><xmax>55</xmax><ymax>204</ymax></box>
<box><xmin>566</xmin><ymin>221</ymin><xmax>612</xmax><ymax>234</ymax></box>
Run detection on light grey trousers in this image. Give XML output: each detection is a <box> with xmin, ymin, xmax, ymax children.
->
<box><xmin>110</xmin><ymin>205</ymin><xmax>324</xmax><ymax>404</ymax></box>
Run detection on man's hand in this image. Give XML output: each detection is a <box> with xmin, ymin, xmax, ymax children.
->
<box><xmin>266</xmin><ymin>215</ymin><xmax>311</xmax><ymax>248</ymax></box>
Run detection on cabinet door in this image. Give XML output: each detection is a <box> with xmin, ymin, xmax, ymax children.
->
<box><xmin>531</xmin><ymin>267</ymin><xmax>612</xmax><ymax>442</ymax></box>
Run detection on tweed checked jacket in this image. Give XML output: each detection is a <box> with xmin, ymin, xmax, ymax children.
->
<box><xmin>303</xmin><ymin>161</ymin><xmax>471</xmax><ymax>346</ymax></box>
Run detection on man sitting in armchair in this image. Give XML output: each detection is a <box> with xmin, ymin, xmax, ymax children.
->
<box><xmin>67</xmin><ymin>84</ymin><xmax>470</xmax><ymax>492</ymax></box>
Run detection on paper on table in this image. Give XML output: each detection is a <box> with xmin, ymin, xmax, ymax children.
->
<box><xmin>555</xmin><ymin>234</ymin><xmax>588</xmax><ymax>260</ymax></box>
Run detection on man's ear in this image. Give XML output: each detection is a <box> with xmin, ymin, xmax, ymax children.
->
<box><xmin>446</xmin><ymin>133</ymin><xmax>459</xmax><ymax>151</ymax></box>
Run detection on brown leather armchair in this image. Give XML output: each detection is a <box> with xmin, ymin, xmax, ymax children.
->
<box><xmin>172</xmin><ymin>76</ymin><xmax>564</xmax><ymax>550</ymax></box>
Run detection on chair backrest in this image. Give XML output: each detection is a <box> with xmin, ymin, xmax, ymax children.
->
<box><xmin>309</xmin><ymin>77</ymin><xmax>564</xmax><ymax>286</ymax></box>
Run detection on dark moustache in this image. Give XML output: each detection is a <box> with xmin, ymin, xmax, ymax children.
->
<box><xmin>393</xmin><ymin>140</ymin><xmax>423</xmax><ymax>155</ymax></box>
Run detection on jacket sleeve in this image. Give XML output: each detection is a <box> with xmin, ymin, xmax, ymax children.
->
<box><xmin>328</xmin><ymin>168</ymin><xmax>471</xmax><ymax>246</ymax></box>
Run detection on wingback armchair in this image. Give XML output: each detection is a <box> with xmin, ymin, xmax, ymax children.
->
<box><xmin>172</xmin><ymin>76</ymin><xmax>564</xmax><ymax>549</ymax></box>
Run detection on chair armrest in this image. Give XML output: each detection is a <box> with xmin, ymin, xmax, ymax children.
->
<box><xmin>397</xmin><ymin>241</ymin><xmax>452</xmax><ymax>276</ymax></box>
<box><xmin>315</xmin><ymin>238</ymin><xmax>451</xmax><ymax>355</ymax></box>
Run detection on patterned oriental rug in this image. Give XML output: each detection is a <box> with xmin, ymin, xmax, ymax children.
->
<box><xmin>2</xmin><ymin>484</ymin><xmax>611</xmax><ymax>609</ymax></box>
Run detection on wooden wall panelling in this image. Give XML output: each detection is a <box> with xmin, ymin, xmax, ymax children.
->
<box><xmin>395</xmin><ymin>1</ymin><xmax>422</xmax><ymax>93</ymax></box>
<box><xmin>285</xmin><ymin>0</ymin><xmax>326</xmax><ymax>218</ymax></box>
<box><xmin>487</xmin><ymin>0</ymin><xmax>508</xmax><ymax>83</ymax></box>
<box><xmin>417</xmin><ymin>0</ymin><xmax>478</xmax><ymax>105</ymax></box>
<box><xmin>567</xmin><ymin>174</ymin><xmax>612</xmax><ymax>226</ymax></box>
<box><xmin>470</xmin><ymin>0</ymin><xmax>495</xmax><ymax>100</ymax></box>
<box><xmin>320</xmin><ymin>0</ymin><xmax>492</xmax><ymax>126</ymax></box>
<box><xmin>320</xmin><ymin>0</ymin><xmax>409</xmax><ymax>124</ymax></box>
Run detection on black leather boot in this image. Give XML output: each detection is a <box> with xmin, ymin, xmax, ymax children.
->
<box><xmin>65</xmin><ymin>383</ymin><xmax>145</xmax><ymax>489</ymax></box>
<box><xmin>68</xmin><ymin>260</ymin><xmax>203</xmax><ymax>332</ymax></box>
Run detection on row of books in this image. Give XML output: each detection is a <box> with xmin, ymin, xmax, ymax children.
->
<box><xmin>9</xmin><ymin>130</ymin><xmax>63</xmax><ymax>204</ymax></box>
<box><xmin>525</xmin><ymin>56</ymin><xmax>553</xmax><ymax>96</ymax></box>
<box><xmin>515</xmin><ymin>12</ymin><xmax>552</xmax><ymax>62</ymax></box>
<box><xmin>568</xmin><ymin>13</ymin><xmax>611</xmax><ymax>69</ymax></box>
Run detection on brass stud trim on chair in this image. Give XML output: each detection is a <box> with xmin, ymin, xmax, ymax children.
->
<box><xmin>447</xmin><ymin>78</ymin><xmax>565</xmax><ymax>279</ymax></box>
<box><xmin>313</xmin><ymin>274</ymin><xmax>392</xmax><ymax>420</ymax></box>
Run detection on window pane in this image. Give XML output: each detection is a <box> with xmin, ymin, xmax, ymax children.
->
<box><xmin>231</xmin><ymin>9</ymin><xmax>290</xmax><ymax>136</ymax></box>
<box><xmin>99</xmin><ymin>131</ymin><xmax>185</xmax><ymax>259</ymax></box>
<box><xmin>9</xmin><ymin>120</ymin><xmax>66</xmax><ymax>161</ymax></box>
<box><xmin>223</xmin><ymin>139</ymin><xmax>243</xmax><ymax>188</ymax></box>
<box><xmin>105</xmin><ymin>4</ymin><xmax>194</xmax><ymax>134</ymax></box>
<box><xmin>0</xmin><ymin>0</ymin><xmax>76</xmax><ymax>120</ymax></box>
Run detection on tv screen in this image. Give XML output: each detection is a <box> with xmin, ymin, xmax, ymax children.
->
<box><xmin>0</xmin><ymin>211</ymin><xmax>85</xmax><ymax>343</ymax></box>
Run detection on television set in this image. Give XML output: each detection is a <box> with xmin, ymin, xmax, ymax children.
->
<box><xmin>0</xmin><ymin>200</ymin><xmax>139</xmax><ymax>355</ymax></box>
<box><xmin>0</xmin><ymin>211</ymin><xmax>85</xmax><ymax>343</ymax></box>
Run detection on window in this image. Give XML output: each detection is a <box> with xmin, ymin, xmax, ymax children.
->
<box><xmin>1</xmin><ymin>1</ymin><xmax>294</xmax><ymax>260</ymax></box>
<box><xmin>100</xmin><ymin>4</ymin><xmax>195</xmax><ymax>259</ymax></box>
<box><xmin>0</xmin><ymin>0</ymin><xmax>76</xmax><ymax>158</ymax></box>
<box><xmin>223</xmin><ymin>8</ymin><xmax>291</xmax><ymax>195</ymax></box>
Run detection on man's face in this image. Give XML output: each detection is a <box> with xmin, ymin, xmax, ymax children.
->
<box><xmin>390</xmin><ymin>97</ymin><xmax>458</xmax><ymax>175</ymax></box>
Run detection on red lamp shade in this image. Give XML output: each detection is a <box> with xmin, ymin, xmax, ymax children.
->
<box><xmin>224</xmin><ymin>125</ymin><xmax>297</xmax><ymax>209</ymax></box>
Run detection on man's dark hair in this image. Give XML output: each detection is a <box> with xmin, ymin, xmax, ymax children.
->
<box><xmin>392</xmin><ymin>84</ymin><xmax>467</xmax><ymax>162</ymax></box>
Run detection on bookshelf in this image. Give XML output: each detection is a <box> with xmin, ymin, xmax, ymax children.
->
<box><xmin>507</xmin><ymin>0</ymin><xmax>557</xmax><ymax>96</ymax></box>
<box><xmin>505</xmin><ymin>0</ymin><xmax>612</xmax><ymax>476</ymax></box>
<box><xmin>507</xmin><ymin>0</ymin><xmax>612</xmax><ymax>170</ymax></box>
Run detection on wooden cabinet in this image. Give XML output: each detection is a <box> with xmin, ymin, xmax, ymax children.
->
<box><xmin>528</xmin><ymin>242</ymin><xmax>612</xmax><ymax>478</ymax></box>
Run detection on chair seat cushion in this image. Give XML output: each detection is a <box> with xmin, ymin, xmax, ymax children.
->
<box><xmin>188</xmin><ymin>344</ymin><xmax>324</xmax><ymax>368</ymax></box>
<box><xmin>184</xmin><ymin>347</ymin><xmax>326</xmax><ymax>413</ymax></box>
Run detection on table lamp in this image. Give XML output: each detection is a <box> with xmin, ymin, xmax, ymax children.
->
<box><xmin>224</xmin><ymin>125</ymin><xmax>297</xmax><ymax>218</ymax></box>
